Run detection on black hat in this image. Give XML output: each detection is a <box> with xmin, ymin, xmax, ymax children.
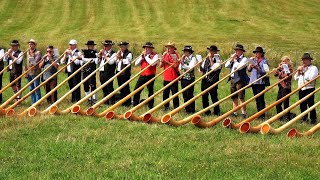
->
<box><xmin>10</xmin><ymin>40</ymin><xmax>19</xmax><ymax>46</ymax></box>
<box><xmin>253</xmin><ymin>46</ymin><xmax>264</xmax><ymax>54</ymax></box>
<box><xmin>85</xmin><ymin>40</ymin><xmax>97</xmax><ymax>45</ymax></box>
<box><xmin>301</xmin><ymin>53</ymin><xmax>313</xmax><ymax>60</ymax></box>
<box><xmin>47</xmin><ymin>45</ymin><xmax>54</xmax><ymax>49</ymax></box>
<box><xmin>234</xmin><ymin>44</ymin><xmax>245</xmax><ymax>52</ymax></box>
<box><xmin>207</xmin><ymin>45</ymin><xmax>220</xmax><ymax>51</ymax></box>
<box><xmin>142</xmin><ymin>42</ymin><xmax>155</xmax><ymax>49</ymax></box>
<box><xmin>102</xmin><ymin>40</ymin><xmax>114</xmax><ymax>46</ymax></box>
<box><xmin>118</xmin><ymin>41</ymin><xmax>129</xmax><ymax>46</ymax></box>
<box><xmin>182</xmin><ymin>45</ymin><xmax>194</xmax><ymax>53</ymax></box>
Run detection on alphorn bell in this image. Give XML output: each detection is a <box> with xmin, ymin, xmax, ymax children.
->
<box><xmin>141</xmin><ymin>59</ymin><xmax>229</xmax><ymax>123</ymax></box>
<box><xmin>288</xmin><ymin>121</ymin><xmax>320</xmax><ymax>138</ymax></box>
<box><xmin>191</xmin><ymin>69</ymin><xmax>290</xmax><ymax>128</ymax></box>
<box><xmin>261</xmin><ymin>101</ymin><xmax>320</xmax><ymax>135</ymax></box>
<box><xmin>104</xmin><ymin>59</ymin><xmax>176</xmax><ymax>120</ymax></box>
<box><xmin>0</xmin><ymin>52</ymin><xmax>66</xmax><ymax>113</ymax></box>
<box><xmin>0</xmin><ymin>48</ymin><xmax>29</xmax><ymax>76</ymax></box>
<box><xmin>69</xmin><ymin>53</ymin><xmax>142</xmax><ymax>116</ymax></box>
<box><xmin>237</xmin><ymin>74</ymin><xmax>320</xmax><ymax>133</ymax></box>
<box><xmin>85</xmin><ymin>56</ymin><xmax>162</xmax><ymax>117</ymax></box>
<box><xmin>123</xmin><ymin>54</ymin><xmax>208</xmax><ymax>121</ymax></box>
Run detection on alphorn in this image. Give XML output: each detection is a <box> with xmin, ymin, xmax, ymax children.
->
<box><xmin>123</xmin><ymin>55</ymin><xmax>207</xmax><ymax>121</ymax></box>
<box><xmin>0</xmin><ymin>52</ymin><xmax>65</xmax><ymax>111</ymax></box>
<box><xmin>140</xmin><ymin>59</ymin><xmax>229</xmax><ymax>123</ymax></box>
<box><xmin>28</xmin><ymin>59</ymin><xmax>94</xmax><ymax>116</ymax></box>
<box><xmin>237</xmin><ymin>74</ymin><xmax>320</xmax><ymax>133</ymax></box>
<box><xmin>163</xmin><ymin>66</ymin><xmax>275</xmax><ymax>127</ymax></box>
<box><xmin>0</xmin><ymin>48</ymin><xmax>29</xmax><ymax>76</ymax></box>
<box><xmin>103</xmin><ymin>60</ymin><xmax>176</xmax><ymax>120</ymax></box>
<box><xmin>43</xmin><ymin>53</ymin><xmax>118</xmax><ymax>115</ymax></box>
<box><xmin>67</xmin><ymin>54</ymin><xmax>142</xmax><ymax>116</ymax></box>
<box><xmin>253</xmin><ymin>86</ymin><xmax>320</xmax><ymax>134</ymax></box>
<box><xmin>191</xmin><ymin>69</ymin><xmax>291</xmax><ymax>128</ymax></box>
<box><xmin>8</xmin><ymin>53</ymin><xmax>80</xmax><ymax>117</ymax></box>
<box><xmin>85</xmin><ymin>56</ymin><xmax>162</xmax><ymax>117</ymax></box>
<box><xmin>261</xmin><ymin>101</ymin><xmax>320</xmax><ymax>135</ymax></box>
<box><xmin>288</xmin><ymin>121</ymin><xmax>320</xmax><ymax>138</ymax></box>
<box><xmin>0</xmin><ymin>55</ymin><xmax>45</xmax><ymax>95</ymax></box>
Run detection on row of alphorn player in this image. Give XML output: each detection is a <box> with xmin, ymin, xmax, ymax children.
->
<box><xmin>0</xmin><ymin>39</ymin><xmax>318</xmax><ymax>124</ymax></box>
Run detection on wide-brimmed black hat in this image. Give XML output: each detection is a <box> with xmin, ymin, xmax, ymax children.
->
<box><xmin>85</xmin><ymin>40</ymin><xmax>97</xmax><ymax>45</ymax></box>
<box><xmin>142</xmin><ymin>42</ymin><xmax>155</xmax><ymax>49</ymax></box>
<box><xmin>182</xmin><ymin>45</ymin><xmax>194</xmax><ymax>53</ymax></box>
<box><xmin>47</xmin><ymin>45</ymin><xmax>54</xmax><ymax>49</ymax></box>
<box><xmin>10</xmin><ymin>40</ymin><xmax>19</xmax><ymax>46</ymax></box>
<box><xmin>253</xmin><ymin>46</ymin><xmax>264</xmax><ymax>54</ymax></box>
<box><xmin>207</xmin><ymin>45</ymin><xmax>220</xmax><ymax>51</ymax></box>
<box><xmin>102</xmin><ymin>40</ymin><xmax>114</xmax><ymax>46</ymax></box>
<box><xmin>301</xmin><ymin>53</ymin><xmax>313</xmax><ymax>60</ymax></box>
<box><xmin>234</xmin><ymin>44</ymin><xmax>245</xmax><ymax>52</ymax></box>
<box><xmin>118</xmin><ymin>41</ymin><xmax>129</xmax><ymax>46</ymax></box>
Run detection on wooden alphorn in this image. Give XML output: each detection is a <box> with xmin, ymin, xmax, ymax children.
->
<box><xmin>0</xmin><ymin>48</ymin><xmax>29</xmax><ymax>76</ymax></box>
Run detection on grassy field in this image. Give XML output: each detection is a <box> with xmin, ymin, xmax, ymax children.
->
<box><xmin>1</xmin><ymin>0</ymin><xmax>320</xmax><ymax>179</ymax></box>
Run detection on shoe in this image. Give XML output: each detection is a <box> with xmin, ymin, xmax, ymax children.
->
<box><xmin>232</xmin><ymin>112</ymin><xmax>237</xmax><ymax>117</ymax></box>
<box><xmin>91</xmin><ymin>99</ymin><xmax>97</xmax><ymax>105</ymax></box>
<box><xmin>205</xmin><ymin>110</ymin><xmax>211</xmax><ymax>115</ymax></box>
<box><xmin>214</xmin><ymin>112</ymin><xmax>221</xmax><ymax>116</ymax></box>
<box><xmin>241</xmin><ymin>114</ymin><xmax>247</xmax><ymax>119</ymax></box>
<box><xmin>164</xmin><ymin>107</ymin><xmax>170</xmax><ymax>111</ymax></box>
<box><xmin>310</xmin><ymin>119</ymin><xmax>317</xmax><ymax>124</ymax></box>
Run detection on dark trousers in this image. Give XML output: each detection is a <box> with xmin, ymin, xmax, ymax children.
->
<box><xmin>201</xmin><ymin>79</ymin><xmax>220</xmax><ymax>115</ymax></box>
<box><xmin>68</xmin><ymin>72</ymin><xmax>81</xmax><ymax>103</ymax></box>
<box><xmin>252</xmin><ymin>84</ymin><xmax>266</xmax><ymax>118</ymax></box>
<box><xmin>0</xmin><ymin>74</ymin><xmax>2</xmax><ymax>103</ymax></box>
<box><xmin>83</xmin><ymin>72</ymin><xmax>96</xmax><ymax>92</ymax></box>
<box><xmin>100</xmin><ymin>72</ymin><xmax>115</xmax><ymax>104</ymax></box>
<box><xmin>181</xmin><ymin>79</ymin><xmax>195</xmax><ymax>113</ymax></box>
<box><xmin>276</xmin><ymin>85</ymin><xmax>291</xmax><ymax>116</ymax></box>
<box><xmin>133</xmin><ymin>75</ymin><xmax>155</xmax><ymax>109</ymax></box>
<box><xmin>45</xmin><ymin>79</ymin><xmax>58</xmax><ymax>104</ymax></box>
<box><xmin>299</xmin><ymin>88</ymin><xmax>317</xmax><ymax>121</ymax></box>
<box><xmin>163</xmin><ymin>81</ymin><xmax>179</xmax><ymax>109</ymax></box>
<box><xmin>117</xmin><ymin>75</ymin><xmax>131</xmax><ymax>106</ymax></box>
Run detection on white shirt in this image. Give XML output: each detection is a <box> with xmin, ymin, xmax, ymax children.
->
<box><xmin>4</xmin><ymin>50</ymin><xmax>24</xmax><ymax>70</ymax></box>
<box><xmin>294</xmin><ymin>65</ymin><xmax>318</xmax><ymax>90</ymax></box>
<box><xmin>201</xmin><ymin>56</ymin><xmax>222</xmax><ymax>71</ymax></box>
<box><xmin>225</xmin><ymin>54</ymin><xmax>248</xmax><ymax>79</ymax></box>
<box><xmin>179</xmin><ymin>55</ymin><xmax>196</xmax><ymax>70</ymax></box>
<box><xmin>62</xmin><ymin>49</ymin><xmax>82</xmax><ymax>73</ymax></box>
<box><xmin>0</xmin><ymin>49</ymin><xmax>4</xmax><ymax>58</ymax></box>
<box><xmin>116</xmin><ymin>52</ymin><xmax>132</xmax><ymax>71</ymax></box>
<box><xmin>135</xmin><ymin>53</ymin><xmax>159</xmax><ymax>66</ymax></box>
<box><xmin>98</xmin><ymin>50</ymin><xmax>117</xmax><ymax>71</ymax></box>
<box><xmin>81</xmin><ymin>51</ymin><xmax>98</xmax><ymax>65</ymax></box>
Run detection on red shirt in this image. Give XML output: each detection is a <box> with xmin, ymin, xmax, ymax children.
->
<box><xmin>163</xmin><ymin>52</ymin><xmax>180</xmax><ymax>81</ymax></box>
<box><xmin>140</xmin><ymin>52</ymin><xmax>157</xmax><ymax>76</ymax></box>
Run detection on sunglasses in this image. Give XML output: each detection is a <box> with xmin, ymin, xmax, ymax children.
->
<box><xmin>47</xmin><ymin>50</ymin><xmax>53</xmax><ymax>53</ymax></box>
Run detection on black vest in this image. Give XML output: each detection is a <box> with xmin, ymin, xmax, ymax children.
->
<box><xmin>0</xmin><ymin>48</ymin><xmax>4</xmax><ymax>71</ymax></box>
<box><xmin>9</xmin><ymin>50</ymin><xmax>23</xmax><ymax>75</ymax></box>
<box><xmin>101</xmin><ymin>50</ymin><xmax>116</xmax><ymax>76</ymax></box>
<box><xmin>118</xmin><ymin>50</ymin><xmax>132</xmax><ymax>76</ymax></box>
<box><xmin>203</xmin><ymin>57</ymin><xmax>220</xmax><ymax>83</ymax></box>
<box><xmin>82</xmin><ymin>49</ymin><xmax>97</xmax><ymax>74</ymax></box>
<box><xmin>64</xmin><ymin>49</ymin><xmax>81</xmax><ymax>73</ymax></box>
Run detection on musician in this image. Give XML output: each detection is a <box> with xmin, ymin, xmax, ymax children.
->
<box><xmin>39</xmin><ymin>46</ymin><xmax>59</xmax><ymax>104</ymax></box>
<box><xmin>81</xmin><ymin>40</ymin><xmax>98</xmax><ymax>105</ymax></box>
<box><xmin>274</xmin><ymin>56</ymin><xmax>293</xmax><ymax>121</ymax></box>
<box><xmin>0</xmin><ymin>47</ymin><xmax>4</xmax><ymax>103</ymax></box>
<box><xmin>116</xmin><ymin>41</ymin><xmax>132</xmax><ymax>107</ymax></box>
<box><xmin>294</xmin><ymin>53</ymin><xmax>318</xmax><ymax>124</ymax></box>
<box><xmin>26</xmin><ymin>39</ymin><xmax>42</xmax><ymax>104</ymax></box>
<box><xmin>97</xmin><ymin>40</ymin><xmax>117</xmax><ymax>105</ymax></box>
<box><xmin>247</xmin><ymin>47</ymin><xmax>269</xmax><ymax>119</ymax></box>
<box><xmin>133</xmin><ymin>42</ymin><xmax>159</xmax><ymax>109</ymax></box>
<box><xmin>160</xmin><ymin>42</ymin><xmax>180</xmax><ymax>111</ymax></box>
<box><xmin>179</xmin><ymin>45</ymin><xmax>196</xmax><ymax>113</ymax></box>
<box><xmin>3</xmin><ymin>40</ymin><xmax>24</xmax><ymax>102</ymax></box>
<box><xmin>62</xmin><ymin>39</ymin><xmax>82</xmax><ymax>103</ymax></box>
<box><xmin>225</xmin><ymin>44</ymin><xmax>249</xmax><ymax>118</ymax></box>
<box><xmin>201</xmin><ymin>45</ymin><xmax>221</xmax><ymax>116</ymax></box>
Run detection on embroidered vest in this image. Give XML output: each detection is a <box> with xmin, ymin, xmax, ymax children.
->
<box><xmin>181</xmin><ymin>56</ymin><xmax>195</xmax><ymax>80</ymax></box>
<box><xmin>82</xmin><ymin>49</ymin><xmax>97</xmax><ymax>74</ymax></box>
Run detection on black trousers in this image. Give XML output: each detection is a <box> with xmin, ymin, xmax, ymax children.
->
<box><xmin>252</xmin><ymin>84</ymin><xmax>266</xmax><ymax>118</ymax></box>
<box><xmin>201</xmin><ymin>79</ymin><xmax>220</xmax><ymax>115</ymax></box>
<box><xmin>163</xmin><ymin>81</ymin><xmax>179</xmax><ymax>109</ymax></box>
<box><xmin>68</xmin><ymin>72</ymin><xmax>81</xmax><ymax>103</ymax></box>
<box><xmin>100</xmin><ymin>71</ymin><xmax>115</xmax><ymax>104</ymax></box>
<box><xmin>117</xmin><ymin>75</ymin><xmax>131</xmax><ymax>106</ymax></box>
<box><xmin>299</xmin><ymin>88</ymin><xmax>317</xmax><ymax>121</ymax></box>
<box><xmin>276</xmin><ymin>85</ymin><xmax>291</xmax><ymax>116</ymax></box>
<box><xmin>83</xmin><ymin>72</ymin><xmax>96</xmax><ymax>93</ymax></box>
<box><xmin>0</xmin><ymin>74</ymin><xmax>2</xmax><ymax>103</ymax></box>
<box><xmin>181</xmin><ymin>79</ymin><xmax>195</xmax><ymax>113</ymax></box>
<box><xmin>133</xmin><ymin>75</ymin><xmax>155</xmax><ymax>109</ymax></box>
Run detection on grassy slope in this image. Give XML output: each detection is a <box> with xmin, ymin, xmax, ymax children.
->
<box><xmin>1</xmin><ymin>0</ymin><xmax>320</xmax><ymax>179</ymax></box>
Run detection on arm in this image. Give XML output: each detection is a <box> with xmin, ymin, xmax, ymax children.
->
<box><xmin>15</xmin><ymin>52</ymin><xmax>24</xmax><ymax>64</ymax></box>
<box><xmin>122</xmin><ymin>53</ymin><xmax>132</xmax><ymax>65</ymax></box>
<box><xmin>181</xmin><ymin>57</ymin><xmax>196</xmax><ymax>70</ymax></box>
<box><xmin>144</xmin><ymin>54</ymin><xmax>159</xmax><ymax>66</ymax></box>
<box><xmin>305</xmin><ymin>66</ymin><xmax>319</xmax><ymax>81</ymax></box>
<box><xmin>135</xmin><ymin>55</ymin><xmax>143</xmax><ymax>66</ymax></box>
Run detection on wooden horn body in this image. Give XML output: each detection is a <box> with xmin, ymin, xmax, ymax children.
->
<box><xmin>287</xmin><ymin>122</ymin><xmax>320</xmax><ymax>138</ymax></box>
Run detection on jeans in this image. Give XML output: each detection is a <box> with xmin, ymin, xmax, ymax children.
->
<box><xmin>28</xmin><ymin>75</ymin><xmax>41</xmax><ymax>104</ymax></box>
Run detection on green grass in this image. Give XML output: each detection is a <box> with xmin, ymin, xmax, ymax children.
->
<box><xmin>1</xmin><ymin>0</ymin><xmax>320</xmax><ymax>179</ymax></box>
